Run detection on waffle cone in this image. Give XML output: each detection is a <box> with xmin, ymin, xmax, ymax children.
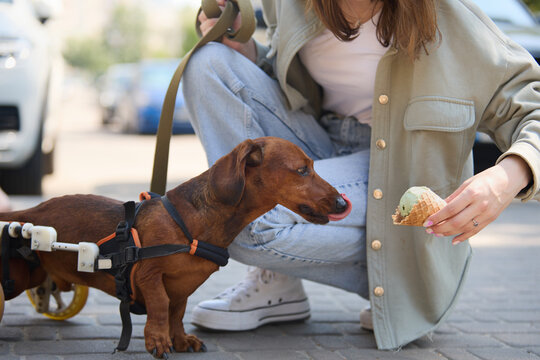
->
<box><xmin>392</xmin><ymin>189</ymin><xmax>446</xmax><ymax>226</ymax></box>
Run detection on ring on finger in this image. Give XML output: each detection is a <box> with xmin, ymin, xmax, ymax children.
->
<box><xmin>472</xmin><ymin>219</ymin><xmax>479</xmax><ymax>227</ymax></box>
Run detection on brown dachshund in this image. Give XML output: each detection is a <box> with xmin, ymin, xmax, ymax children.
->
<box><xmin>0</xmin><ymin>136</ymin><xmax>351</xmax><ymax>358</ymax></box>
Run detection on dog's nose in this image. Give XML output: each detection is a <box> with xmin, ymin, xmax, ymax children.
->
<box><xmin>335</xmin><ymin>195</ymin><xmax>348</xmax><ymax>213</ymax></box>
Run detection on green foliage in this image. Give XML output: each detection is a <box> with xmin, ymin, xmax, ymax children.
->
<box><xmin>524</xmin><ymin>0</ymin><xmax>540</xmax><ymax>12</ymax></box>
<box><xmin>178</xmin><ymin>6</ymin><xmax>200</xmax><ymax>57</ymax></box>
<box><xmin>63</xmin><ymin>4</ymin><xmax>148</xmax><ymax>76</ymax></box>
<box><xmin>62</xmin><ymin>37</ymin><xmax>111</xmax><ymax>75</ymax></box>
<box><xmin>180</xmin><ymin>22</ymin><xmax>199</xmax><ymax>57</ymax></box>
<box><xmin>102</xmin><ymin>4</ymin><xmax>147</xmax><ymax>64</ymax></box>
<box><xmin>63</xmin><ymin>4</ymin><xmax>200</xmax><ymax>75</ymax></box>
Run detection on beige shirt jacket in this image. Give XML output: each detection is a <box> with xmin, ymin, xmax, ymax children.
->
<box><xmin>253</xmin><ymin>0</ymin><xmax>540</xmax><ymax>350</ymax></box>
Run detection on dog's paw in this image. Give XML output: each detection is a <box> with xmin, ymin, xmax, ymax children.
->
<box><xmin>151</xmin><ymin>348</ymin><xmax>170</xmax><ymax>360</ymax></box>
<box><xmin>145</xmin><ymin>332</ymin><xmax>173</xmax><ymax>359</ymax></box>
<box><xmin>173</xmin><ymin>334</ymin><xmax>206</xmax><ymax>352</ymax></box>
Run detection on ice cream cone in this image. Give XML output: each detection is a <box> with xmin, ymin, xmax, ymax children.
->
<box><xmin>392</xmin><ymin>188</ymin><xmax>446</xmax><ymax>226</ymax></box>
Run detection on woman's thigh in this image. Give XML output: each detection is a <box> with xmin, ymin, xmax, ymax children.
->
<box><xmin>182</xmin><ymin>42</ymin><xmax>334</xmax><ymax>164</ymax></box>
<box><xmin>229</xmin><ymin>150</ymin><xmax>370</xmax><ymax>295</ymax></box>
<box><xmin>183</xmin><ymin>43</ymin><xmax>371</xmax><ymax>295</ymax></box>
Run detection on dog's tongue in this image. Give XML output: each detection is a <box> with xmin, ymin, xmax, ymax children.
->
<box><xmin>328</xmin><ymin>194</ymin><xmax>352</xmax><ymax>221</ymax></box>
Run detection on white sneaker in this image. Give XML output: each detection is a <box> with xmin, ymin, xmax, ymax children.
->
<box><xmin>191</xmin><ymin>267</ymin><xmax>310</xmax><ymax>331</ymax></box>
<box><xmin>360</xmin><ymin>306</ymin><xmax>373</xmax><ymax>331</ymax></box>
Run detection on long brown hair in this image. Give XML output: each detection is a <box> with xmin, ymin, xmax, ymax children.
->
<box><xmin>308</xmin><ymin>0</ymin><xmax>439</xmax><ymax>60</ymax></box>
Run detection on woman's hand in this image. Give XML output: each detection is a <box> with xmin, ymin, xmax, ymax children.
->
<box><xmin>424</xmin><ymin>155</ymin><xmax>532</xmax><ymax>244</ymax></box>
<box><xmin>199</xmin><ymin>0</ymin><xmax>256</xmax><ymax>62</ymax></box>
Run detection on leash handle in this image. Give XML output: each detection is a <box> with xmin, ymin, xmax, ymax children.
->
<box><xmin>150</xmin><ymin>0</ymin><xmax>255</xmax><ymax>195</ymax></box>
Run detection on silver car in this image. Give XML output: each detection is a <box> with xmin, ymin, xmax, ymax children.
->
<box><xmin>0</xmin><ymin>0</ymin><xmax>61</xmax><ymax>194</ymax></box>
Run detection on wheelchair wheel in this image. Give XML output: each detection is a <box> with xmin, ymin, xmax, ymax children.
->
<box><xmin>26</xmin><ymin>276</ymin><xmax>89</xmax><ymax>320</ymax></box>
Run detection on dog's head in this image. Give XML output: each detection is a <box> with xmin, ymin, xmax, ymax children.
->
<box><xmin>208</xmin><ymin>137</ymin><xmax>351</xmax><ymax>224</ymax></box>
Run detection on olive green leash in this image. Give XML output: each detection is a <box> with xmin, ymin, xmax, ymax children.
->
<box><xmin>150</xmin><ymin>0</ymin><xmax>255</xmax><ymax>195</ymax></box>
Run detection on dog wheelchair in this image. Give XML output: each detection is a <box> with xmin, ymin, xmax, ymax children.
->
<box><xmin>0</xmin><ymin>221</ymin><xmax>98</xmax><ymax>322</ymax></box>
<box><xmin>0</xmin><ymin>194</ymin><xmax>230</xmax><ymax>352</ymax></box>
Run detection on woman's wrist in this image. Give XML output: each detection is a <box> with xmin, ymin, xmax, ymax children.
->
<box><xmin>239</xmin><ymin>38</ymin><xmax>257</xmax><ymax>63</ymax></box>
<box><xmin>498</xmin><ymin>155</ymin><xmax>533</xmax><ymax>193</ymax></box>
<box><xmin>223</xmin><ymin>38</ymin><xmax>257</xmax><ymax>63</ymax></box>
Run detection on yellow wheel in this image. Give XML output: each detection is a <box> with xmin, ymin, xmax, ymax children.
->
<box><xmin>26</xmin><ymin>276</ymin><xmax>88</xmax><ymax>320</ymax></box>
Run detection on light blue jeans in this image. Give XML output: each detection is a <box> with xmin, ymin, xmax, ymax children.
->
<box><xmin>183</xmin><ymin>43</ymin><xmax>370</xmax><ymax>298</ymax></box>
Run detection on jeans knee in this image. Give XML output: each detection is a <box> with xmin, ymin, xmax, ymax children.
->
<box><xmin>229</xmin><ymin>208</ymin><xmax>298</xmax><ymax>251</ymax></box>
<box><xmin>183</xmin><ymin>43</ymin><xmax>242</xmax><ymax>90</ymax></box>
<box><xmin>229</xmin><ymin>205</ymin><xmax>367</xmax><ymax>265</ymax></box>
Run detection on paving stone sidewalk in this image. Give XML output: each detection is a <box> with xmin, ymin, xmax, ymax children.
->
<box><xmin>0</xmin><ymin>200</ymin><xmax>539</xmax><ymax>360</ymax></box>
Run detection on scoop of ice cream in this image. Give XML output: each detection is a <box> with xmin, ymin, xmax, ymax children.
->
<box><xmin>398</xmin><ymin>186</ymin><xmax>430</xmax><ymax>217</ymax></box>
<box><xmin>393</xmin><ymin>186</ymin><xmax>447</xmax><ymax>226</ymax></box>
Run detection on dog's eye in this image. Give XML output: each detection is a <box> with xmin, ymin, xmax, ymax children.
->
<box><xmin>297</xmin><ymin>166</ymin><xmax>309</xmax><ymax>176</ymax></box>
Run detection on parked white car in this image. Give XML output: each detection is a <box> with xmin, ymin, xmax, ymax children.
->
<box><xmin>0</xmin><ymin>0</ymin><xmax>61</xmax><ymax>194</ymax></box>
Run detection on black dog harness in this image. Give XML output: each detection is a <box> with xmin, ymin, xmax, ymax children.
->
<box><xmin>94</xmin><ymin>192</ymin><xmax>229</xmax><ymax>352</ymax></box>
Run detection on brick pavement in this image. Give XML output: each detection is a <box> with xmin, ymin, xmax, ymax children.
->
<box><xmin>0</xmin><ymin>200</ymin><xmax>538</xmax><ymax>360</ymax></box>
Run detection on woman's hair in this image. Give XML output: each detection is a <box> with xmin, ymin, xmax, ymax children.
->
<box><xmin>307</xmin><ymin>0</ymin><xmax>439</xmax><ymax>60</ymax></box>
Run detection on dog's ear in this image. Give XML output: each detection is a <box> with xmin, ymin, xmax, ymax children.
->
<box><xmin>245</xmin><ymin>141</ymin><xmax>263</xmax><ymax>167</ymax></box>
<box><xmin>209</xmin><ymin>139</ymin><xmax>263</xmax><ymax>206</ymax></box>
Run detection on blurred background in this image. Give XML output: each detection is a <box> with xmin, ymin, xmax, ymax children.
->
<box><xmin>0</xmin><ymin>0</ymin><xmax>265</xmax><ymax>200</ymax></box>
<box><xmin>1</xmin><ymin>0</ymin><xmax>540</xmax><ymax>200</ymax></box>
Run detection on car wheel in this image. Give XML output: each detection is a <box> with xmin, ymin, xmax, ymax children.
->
<box><xmin>0</xmin><ymin>135</ymin><xmax>43</xmax><ymax>195</ymax></box>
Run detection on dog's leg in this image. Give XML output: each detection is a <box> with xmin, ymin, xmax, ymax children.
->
<box><xmin>139</xmin><ymin>273</ymin><xmax>173</xmax><ymax>359</ymax></box>
<box><xmin>169</xmin><ymin>299</ymin><xmax>206</xmax><ymax>352</ymax></box>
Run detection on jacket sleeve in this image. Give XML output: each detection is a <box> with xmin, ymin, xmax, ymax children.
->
<box><xmin>479</xmin><ymin>39</ymin><xmax>540</xmax><ymax>201</ymax></box>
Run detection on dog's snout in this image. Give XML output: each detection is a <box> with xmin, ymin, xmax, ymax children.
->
<box><xmin>327</xmin><ymin>193</ymin><xmax>351</xmax><ymax>222</ymax></box>
<box><xmin>335</xmin><ymin>196</ymin><xmax>347</xmax><ymax>213</ymax></box>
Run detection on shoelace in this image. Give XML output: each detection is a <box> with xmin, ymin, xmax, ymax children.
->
<box><xmin>215</xmin><ymin>268</ymin><xmax>275</xmax><ymax>301</ymax></box>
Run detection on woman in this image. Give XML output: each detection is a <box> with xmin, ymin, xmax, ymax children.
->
<box><xmin>182</xmin><ymin>0</ymin><xmax>538</xmax><ymax>350</ymax></box>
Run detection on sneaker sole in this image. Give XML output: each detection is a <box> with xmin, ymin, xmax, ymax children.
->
<box><xmin>191</xmin><ymin>298</ymin><xmax>310</xmax><ymax>331</ymax></box>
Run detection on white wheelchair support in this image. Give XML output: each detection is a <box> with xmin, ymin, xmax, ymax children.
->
<box><xmin>0</xmin><ymin>221</ymin><xmax>99</xmax><ymax>273</ymax></box>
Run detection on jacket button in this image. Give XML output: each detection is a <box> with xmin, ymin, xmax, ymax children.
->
<box><xmin>374</xmin><ymin>286</ymin><xmax>385</xmax><ymax>297</ymax></box>
<box><xmin>371</xmin><ymin>240</ymin><xmax>382</xmax><ymax>250</ymax></box>
<box><xmin>373</xmin><ymin>189</ymin><xmax>383</xmax><ymax>199</ymax></box>
<box><xmin>378</xmin><ymin>94</ymin><xmax>389</xmax><ymax>105</ymax></box>
<box><xmin>376</xmin><ymin>139</ymin><xmax>386</xmax><ymax>149</ymax></box>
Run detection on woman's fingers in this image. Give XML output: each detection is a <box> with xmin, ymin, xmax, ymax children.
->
<box><xmin>196</xmin><ymin>0</ymin><xmax>257</xmax><ymax>63</ymax></box>
<box><xmin>451</xmin><ymin>218</ymin><xmax>487</xmax><ymax>245</ymax></box>
<box><xmin>425</xmin><ymin>186</ymin><xmax>474</xmax><ymax>230</ymax></box>
<box><xmin>198</xmin><ymin>0</ymin><xmax>228</xmax><ymax>36</ymax></box>
<box><xmin>198</xmin><ymin>0</ymin><xmax>244</xmax><ymax>48</ymax></box>
<box><xmin>199</xmin><ymin>17</ymin><xmax>218</xmax><ymax>37</ymax></box>
<box><xmin>443</xmin><ymin>177</ymin><xmax>471</xmax><ymax>204</ymax></box>
<box><xmin>422</xmin><ymin>160</ymin><xmax>524</xmax><ymax>245</ymax></box>
<box><xmin>428</xmin><ymin>199</ymin><xmax>487</xmax><ymax>243</ymax></box>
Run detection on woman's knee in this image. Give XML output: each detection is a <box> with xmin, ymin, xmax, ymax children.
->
<box><xmin>183</xmin><ymin>43</ymin><xmax>251</xmax><ymax>92</ymax></box>
<box><xmin>229</xmin><ymin>206</ymin><xmax>367</xmax><ymax>265</ymax></box>
<box><xmin>185</xmin><ymin>43</ymin><xmax>230</xmax><ymax>74</ymax></box>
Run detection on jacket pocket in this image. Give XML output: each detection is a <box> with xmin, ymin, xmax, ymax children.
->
<box><xmin>404</xmin><ymin>96</ymin><xmax>475</xmax><ymax>132</ymax></box>
<box><xmin>404</xmin><ymin>96</ymin><xmax>476</xmax><ymax>193</ymax></box>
